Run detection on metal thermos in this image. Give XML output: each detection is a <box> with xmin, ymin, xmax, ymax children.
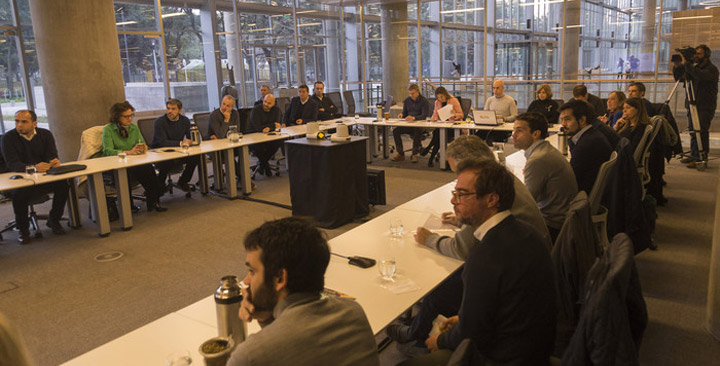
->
<box><xmin>190</xmin><ymin>124</ymin><xmax>202</xmax><ymax>146</ymax></box>
<box><xmin>214</xmin><ymin>276</ymin><xmax>247</xmax><ymax>346</ymax></box>
<box><xmin>377</xmin><ymin>105</ymin><xmax>383</xmax><ymax>122</ymax></box>
<box><xmin>558</xmin><ymin>128</ymin><xmax>569</xmax><ymax>156</ymax></box>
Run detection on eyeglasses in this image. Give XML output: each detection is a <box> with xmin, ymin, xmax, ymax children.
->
<box><xmin>451</xmin><ymin>190</ymin><xmax>476</xmax><ymax>201</ymax></box>
<box><xmin>121</xmin><ymin>113</ymin><xmax>135</xmax><ymax>119</ymax></box>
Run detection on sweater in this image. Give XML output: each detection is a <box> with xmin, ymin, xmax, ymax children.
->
<box><xmin>1</xmin><ymin>128</ymin><xmax>59</xmax><ymax>172</ymax></box>
<box><xmin>102</xmin><ymin>123</ymin><xmax>145</xmax><ymax>156</ymax></box>
<box><xmin>401</xmin><ymin>95</ymin><xmax>432</xmax><ymax>120</ymax></box>
<box><xmin>431</xmin><ymin>97</ymin><xmax>463</xmax><ymax>121</ymax></box>
<box><xmin>527</xmin><ymin>99</ymin><xmax>559</xmax><ymax>124</ymax></box>
<box><xmin>248</xmin><ymin>105</ymin><xmax>282</xmax><ymax>133</ymax></box>
<box><xmin>312</xmin><ymin>94</ymin><xmax>338</xmax><ymax>120</ymax></box>
<box><xmin>151</xmin><ymin>114</ymin><xmax>191</xmax><ymax>148</ymax></box>
<box><xmin>484</xmin><ymin>95</ymin><xmax>518</xmax><ymax>122</ymax></box>
<box><xmin>208</xmin><ymin>109</ymin><xmax>240</xmax><ymax>139</ymax></box>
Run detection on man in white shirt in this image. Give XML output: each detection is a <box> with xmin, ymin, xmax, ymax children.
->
<box><xmin>484</xmin><ymin>80</ymin><xmax>518</xmax><ymax>123</ymax></box>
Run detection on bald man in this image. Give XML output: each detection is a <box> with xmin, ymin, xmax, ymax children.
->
<box><xmin>249</xmin><ymin>94</ymin><xmax>283</xmax><ymax>176</ymax></box>
<box><xmin>484</xmin><ymin>80</ymin><xmax>518</xmax><ymax>123</ymax></box>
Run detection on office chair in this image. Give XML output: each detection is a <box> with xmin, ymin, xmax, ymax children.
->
<box><xmin>0</xmin><ymin>193</ymin><xmax>52</xmax><ymax>240</ymax></box>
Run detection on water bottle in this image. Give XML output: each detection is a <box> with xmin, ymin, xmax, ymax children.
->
<box><xmin>214</xmin><ymin>276</ymin><xmax>247</xmax><ymax>346</ymax></box>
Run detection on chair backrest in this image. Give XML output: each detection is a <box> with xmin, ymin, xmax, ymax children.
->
<box><xmin>238</xmin><ymin>108</ymin><xmax>253</xmax><ymax>134</ymax></box>
<box><xmin>326</xmin><ymin>92</ymin><xmax>343</xmax><ymax>116</ymax></box>
<box><xmin>137</xmin><ymin>118</ymin><xmax>155</xmax><ymax>146</ymax></box>
<box><xmin>192</xmin><ymin>112</ymin><xmax>211</xmax><ymax>140</ymax></box>
<box><xmin>632</xmin><ymin>124</ymin><xmax>653</xmax><ymax>166</ymax></box>
<box><xmin>343</xmin><ymin>90</ymin><xmax>356</xmax><ymax>115</ymax></box>
<box><xmin>588</xmin><ymin>151</ymin><xmax>618</xmax><ymax>215</ymax></box>
<box><xmin>275</xmin><ymin>97</ymin><xmax>291</xmax><ymax>117</ymax></box>
<box><xmin>459</xmin><ymin>97</ymin><xmax>472</xmax><ymax>119</ymax></box>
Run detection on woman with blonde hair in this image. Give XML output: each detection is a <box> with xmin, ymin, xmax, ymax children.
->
<box><xmin>0</xmin><ymin>313</ymin><xmax>33</xmax><ymax>366</ymax></box>
<box><xmin>599</xmin><ymin>90</ymin><xmax>626</xmax><ymax>127</ymax></box>
<box><xmin>526</xmin><ymin>84</ymin><xmax>559</xmax><ymax>124</ymax></box>
<box><xmin>614</xmin><ymin>96</ymin><xmax>650</xmax><ymax>151</ymax></box>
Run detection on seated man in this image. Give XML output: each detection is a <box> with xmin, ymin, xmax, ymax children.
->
<box><xmin>484</xmin><ymin>79</ymin><xmax>517</xmax><ymax>122</ymax></box>
<box><xmin>1</xmin><ymin>110</ymin><xmax>69</xmax><ymax>243</ymax></box>
<box><xmin>151</xmin><ymin>98</ymin><xmax>199</xmax><ymax>192</ymax></box>
<box><xmin>248</xmin><ymin>94</ymin><xmax>283</xmax><ymax>177</ymax></box>
<box><xmin>208</xmin><ymin>95</ymin><xmax>240</xmax><ymax>140</ymax></box>
<box><xmin>568</xmin><ymin>84</ymin><xmax>606</xmax><ymax>119</ymax></box>
<box><xmin>560</xmin><ymin>100</ymin><xmax>613</xmax><ymax>194</ymax></box>
<box><xmin>392</xmin><ymin>83</ymin><xmax>431</xmax><ymax>163</ymax></box>
<box><xmin>422</xmin><ymin>159</ymin><xmax>555</xmax><ymax>364</ymax></box>
<box><xmin>512</xmin><ymin>112</ymin><xmax>578</xmax><ymax>242</ymax></box>
<box><xmin>627</xmin><ymin>81</ymin><xmax>657</xmax><ymax>117</ymax></box>
<box><xmin>312</xmin><ymin>81</ymin><xmax>339</xmax><ymax>121</ymax></box>
<box><xmin>253</xmin><ymin>85</ymin><xmax>271</xmax><ymax>107</ymax></box>
<box><xmin>386</xmin><ymin>135</ymin><xmax>551</xmax><ymax>346</ymax></box>
<box><xmin>228</xmin><ymin>217</ymin><xmax>379</xmax><ymax>366</ymax></box>
<box><xmin>283</xmin><ymin>84</ymin><xmax>318</xmax><ymax>126</ymax></box>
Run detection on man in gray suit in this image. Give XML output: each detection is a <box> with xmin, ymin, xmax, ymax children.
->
<box><xmin>513</xmin><ymin>112</ymin><xmax>578</xmax><ymax>243</ymax></box>
<box><xmin>228</xmin><ymin>217</ymin><xmax>379</xmax><ymax>366</ymax></box>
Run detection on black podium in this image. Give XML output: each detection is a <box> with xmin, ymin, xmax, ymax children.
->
<box><xmin>285</xmin><ymin>136</ymin><xmax>369</xmax><ymax>228</ymax></box>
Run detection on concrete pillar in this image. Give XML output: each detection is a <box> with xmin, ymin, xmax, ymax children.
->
<box><xmin>200</xmin><ymin>0</ymin><xmax>222</xmax><ymax>109</ymax></box>
<box><xmin>640</xmin><ymin>0</ymin><xmax>657</xmax><ymax>73</ymax></box>
<box><xmin>381</xmin><ymin>3</ymin><xmax>409</xmax><ymax>103</ymax></box>
<box><xmin>485</xmin><ymin>0</ymin><xmax>495</xmax><ymax>78</ymax></box>
<box><xmin>223</xmin><ymin>11</ymin><xmax>240</xmax><ymax>85</ymax></box>
<box><xmin>708</xmin><ymin>176</ymin><xmax>720</xmax><ymax>341</ymax></box>
<box><xmin>678</xmin><ymin>0</ymin><xmax>688</xmax><ymax>11</ymax></box>
<box><xmin>427</xmin><ymin>2</ymin><xmax>441</xmax><ymax>78</ymax></box>
<box><xmin>562</xmin><ymin>0</ymin><xmax>582</xmax><ymax>96</ymax></box>
<box><xmin>345</xmin><ymin>12</ymin><xmax>359</xmax><ymax>84</ymax></box>
<box><xmin>473</xmin><ymin>8</ymin><xmax>484</xmax><ymax>77</ymax></box>
<box><xmin>29</xmin><ymin>0</ymin><xmax>125</xmax><ymax>161</ymax></box>
<box><xmin>325</xmin><ymin>19</ymin><xmax>340</xmax><ymax>91</ymax></box>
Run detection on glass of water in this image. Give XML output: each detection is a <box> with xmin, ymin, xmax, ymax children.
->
<box><xmin>378</xmin><ymin>257</ymin><xmax>396</xmax><ymax>281</ymax></box>
<box><xmin>355</xmin><ymin>114</ymin><xmax>360</xmax><ymax>123</ymax></box>
<box><xmin>117</xmin><ymin>151</ymin><xmax>127</xmax><ymax>162</ymax></box>
<box><xmin>165</xmin><ymin>350</ymin><xmax>192</xmax><ymax>366</ymax></box>
<box><xmin>389</xmin><ymin>218</ymin><xmax>404</xmax><ymax>237</ymax></box>
<box><xmin>25</xmin><ymin>165</ymin><xmax>36</xmax><ymax>176</ymax></box>
<box><xmin>180</xmin><ymin>141</ymin><xmax>190</xmax><ymax>154</ymax></box>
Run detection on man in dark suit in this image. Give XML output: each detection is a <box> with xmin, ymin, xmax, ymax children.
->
<box><xmin>311</xmin><ymin>81</ymin><xmax>338</xmax><ymax>121</ymax></box>
<box><xmin>420</xmin><ymin>159</ymin><xmax>555</xmax><ymax>365</ymax></box>
<box><xmin>283</xmin><ymin>84</ymin><xmax>318</xmax><ymax>126</ymax></box>
<box><xmin>568</xmin><ymin>84</ymin><xmax>605</xmax><ymax>118</ymax></box>
<box><xmin>560</xmin><ymin>99</ymin><xmax>613</xmax><ymax>194</ymax></box>
<box><xmin>151</xmin><ymin>98</ymin><xmax>199</xmax><ymax>192</ymax></box>
<box><xmin>627</xmin><ymin>82</ymin><xmax>657</xmax><ymax>117</ymax></box>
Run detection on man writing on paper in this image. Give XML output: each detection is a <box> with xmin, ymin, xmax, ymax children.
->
<box><xmin>392</xmin><ymin>83</ymin><xmax>432</xmax><ymax>163</ymax></box>
<box><xmin>228</xmin><ymin>217</ymin><xmax>379</xmax><ymax>366</ymax></box>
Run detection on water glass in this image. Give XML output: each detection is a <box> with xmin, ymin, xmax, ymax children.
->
<box><xmin>25</xmin><ymin>165</ymin><xmax>36</xmax><ymax>176</ymax></box>
<box><xmin>165</xmin><ymin>350</ymin><xmax>192</xmax><ymax>366</ymax></box>
<box><xmin>180</xmin><ymin>141</ymin><xmax>190</xmax><ymax>154</ymax></box>
<box><xmin>117</xmin><ymin>151</ymin><xmax>127</xmax><ymax>162</ymax></box>
<box><xmin>378</xmin><ymin>257</ymin><xmax>397</xmax><ymax>281</ymax></box>
<box><xmin>389</xmin><ymin>218</ymin><xmax>404</xmax><ymax>237</ymax></box>
<box><xmin>354</xmin><ymin>114</ymin><xmax>360</xmax><ymax>123</ymax></box>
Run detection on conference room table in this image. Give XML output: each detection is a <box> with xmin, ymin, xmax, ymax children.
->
<box><xmin>62</xmin><ymin>181</ymin><xmax>464</xmax><ymax>365</ymax></box>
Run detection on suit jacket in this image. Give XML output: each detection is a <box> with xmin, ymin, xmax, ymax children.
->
<box><xmin>569</xmin><ymin>126</ymin><xmax>613</xmax><ymax>194</ymax></box>
<box><xmin>524</xmin><ymin>140</ymin><xmax>578</xmax><ymax>229</ymax></box>
<box><xmin>312</xmin><ymin>94</ymin><xmax>338</xmax><ymax>120</ymax></box>
<box><xmin>226</xmin><ymin>292</ymin><xmax>379</xmax><ymax>366</ymax></box>
<box><xmin>283</xmin><ymin>96</ymin><xmax>319</xmax><ymax>126</ymax></box>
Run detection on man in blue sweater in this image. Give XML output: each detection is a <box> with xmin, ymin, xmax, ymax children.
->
<box><xmin>419</xmin><ymin>159</ymin><xmax>555</xmax><ymax>365</ymax></box>
<box><xmin>151</xmin><ymin>98</ymin><xmax>198</xmax><ymax>192</ymax></box>
<box><xmin>1</xmin><ymin>110</ymin><xmax>69</xmax><ymax>244</ymax></box>
<box><xmin>392</xmin><ymin>84</ymin><xmax>431</xmax><ymax>163</ymax></box>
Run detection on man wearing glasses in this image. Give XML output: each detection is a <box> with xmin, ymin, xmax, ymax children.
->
<box><xmin>1</xmin><ymin>110</ymin><xmax>69</xmax><ymax>244</ymax></box>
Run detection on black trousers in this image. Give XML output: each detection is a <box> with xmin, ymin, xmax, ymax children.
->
<box><xmin>393</xmin><ymin>126</ymin><xmax>424</xmax><ymax>155</ymax></box>
<box><xmin>688</xmin><ymin>108</ymin><xmax>713</xmax><ymax>160</ymax></box>
<box><xmin>408</xmin><ymin>269</ymin><xmax>463</xmax><ymax>343</ymax></box>
<box><xmin>156</xmin><ymin>156</ymin><xmax>199</xmax><ymax>187</ymax></box>
<box><xmin>251</xmin><ymin>141</ymin><xmax>282</xmax><ymax>167</ymax></box>
<box><xmin>6</xmin><ymin>180</ymin><xmax>69</xmax><ymax>231</ymax></box>
<box><xmin>127</xmin><ymin>164</ymin><xmax>162</xmax><ymax>207</ymax></box>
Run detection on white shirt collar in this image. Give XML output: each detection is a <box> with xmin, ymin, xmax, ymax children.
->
<box><xmin>523</xmin><ymin>139</ymin><xmax>545</xmax><ymax>159</ymax></box>
<box><xmin>570</xmin><ymin>124</ymin><xmax>592</xmax><ymax>144</ymax></box>
<box><xmin>300</xmin><ymin>97</ymin><xmax>309</xmax><ymax>105</ymax></box>
<box><xmin>473</xmin><ymin>210</ymin><xmax>511</xmax><ymax>241</ymax></box>
<box><xmin>20</xmin><ymin>128</ymin><xmax>37</xmax><ymax>141</ymax></box>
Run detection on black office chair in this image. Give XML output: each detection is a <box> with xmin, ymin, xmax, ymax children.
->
<box><xmin>275</xmin><ymin>97</ymin><xmax>291</xmax><ymax>119</ymax></box>
<box><xmin>458</xmin><ymin>96</ymin><xmax>472</xmax><ymax>119</ymax></box>
<box><xmin>0</xmin><ymin>192</ymin><xmax>52</xmax><ymax>240</ymax></box>
<box><xmin>326</xmin><ymin>91</ymin><xmax>344</xmax><ymax>116</ymax></box>
<box><xmin>342</xmin><ymin>90</ymin><xmax>372</xmax><ymax>117</ymax></box>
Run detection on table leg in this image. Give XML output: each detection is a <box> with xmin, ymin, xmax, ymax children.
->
<box><xmin>87</xmin><ymin>173</ymin><xmax>110</xmax><ymax>237</ymax></box>
<box><xmin>382</xmin><ymin>126</ymin><xmax>389</xmax><ymax>159</ymax></box>
<box><xmin>114</xmin><ymin>168</ymin><xmax>133</xmax><ymax>231</ymax></box>
<box><xmin>66</xmin><ymin>180</ymin><xmax>82</xmax><ymax>229</ymax></box>
<box><xmin>364</xmin><ymin>124</ymin><xmax>375</xmax><ymax>163</ymax></box>
<box><xmin>198</xmin><ymin>154</ymin><xmax>209</xmax><ymax>194</ymax></box>
<box><xmin>212</xmin><ymin>151</ymin><xmax>224</xmax><ymax>191</ymax></box>
<box><xmin>224</xmin><ymin>147</ymin><xmax>239</xmax><ymax>199</ymax></box>
<box><xmin>238</xmin><ymin>146</ymin><xmax>252</xmax><ymax>196</ymax></box>
<box><xmin>439</xmin><ymin>128</ymin><xmax>447</xmax><ymax>169</ymax></box>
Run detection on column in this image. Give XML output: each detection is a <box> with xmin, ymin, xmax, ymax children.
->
<box><xmin>201</xmin><ymin>0</ymin><xmax>222</xmax><ymax>109</ymax></box>
<box><xmin>28</xmin><ymin>0</ymin><xmax>125</xmax><ymax>161</ymax></box>
<box><xmin>380</xmin><ymin>2</ymin><xmax>409</xmax><ymax>103</ymax></box>
<box><xmin>640</xmin><ymin>0</ymin><xmax>657</xmax><ymax>73</ymax></box>
<box><xmin>325</xmin><ymin>19</ymin><xmax>340</xmax><ymax>91</ymax></box>
<box><xmin>223</xmin><ymin>12</ymin><xmax>240</xmax><ymax>85</ymax></box>
<box><xmin>562</xmin><ymin>0</ymin><xmax>581</xmax><ymax>97</ymax></box>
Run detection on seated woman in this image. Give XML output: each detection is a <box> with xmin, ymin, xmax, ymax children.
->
<box><xmin>102</xmin><ymin>101</ymin><xmax>167</xmax><ymax>212</ymax></box>
<box><xmin>599</xmin><ymin>91</ymin><xmax>626</xmax><ymax>128</ymax></box>
<box><xmin>526</xmin><ymin>84</ymin><xmax>559</xmax><ymax>124</ymax></box>
<box><xmin>420</xmin><ymin>87</ymin><xmax>464</xmax><ymax>167</ymax></box>
<box><xmin>614</xmin><ymin>96</ymin><xmax>650</xmax><ymax>152</ymax></box>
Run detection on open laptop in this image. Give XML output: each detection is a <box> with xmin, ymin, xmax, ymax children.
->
<box><xmin>473</xmin><ymin>110</ymin><xmax>501</xmax><ymax>126</ymax></box>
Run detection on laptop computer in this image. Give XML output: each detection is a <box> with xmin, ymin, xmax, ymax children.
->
<box><xmin>473</xmin><ymin>110</ymin><xmax>501</xmax><ymax>126</ymax></box>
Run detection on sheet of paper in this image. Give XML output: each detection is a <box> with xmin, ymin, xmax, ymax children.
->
<box><xmin>437</xmin><ymin>103</ymin><xmax>454</xmax><ymax>122</ymax></box>
<box><xmin>423</xmin><ymin>214</ymin><xmax>458</xmax><ymax>231</ymax></box>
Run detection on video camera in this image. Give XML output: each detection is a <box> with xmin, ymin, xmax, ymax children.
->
<box><xmin>675</xmin><ymin>46</ymin><xmax>696</xmax><ymax>60</ymax></box>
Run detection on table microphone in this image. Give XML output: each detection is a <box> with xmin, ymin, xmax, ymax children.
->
<box><xmin>331</xmin><ymin>252</ymin><xmax>376</xmax><ymax>268</ymax></box>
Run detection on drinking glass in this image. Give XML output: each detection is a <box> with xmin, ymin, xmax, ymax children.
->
<box><xmin>384</xmin><ymin>112</ymin><xmax>390</xmax><ymax>121</ymax></box>
<box><xmin>180</xmin><ymin>141</ymin><xmax>190</xmax><ymax>154</ymax></box>
<box><xmin>378</xmin><ymin>257</ymin><xmax>397</xmax><ymax>281</ymax></box>
<box><xmin>354</xmin><ymin>114</ymin><xmax>360</xmax><ymax>123</ymax></box>
<box><xmin>165</xmin><ymin>350</ymin><xmax>192</xmax><ymax>366</ymax></box>
<box><xmin>117</xmin><ymin>151</ymin><xmax>127</xmax><ymax>162</ymax></box>
<box><xmin>389</xmin><ymin>218</ymin><xmax>403</xmax><ymax>237</ymax></box>
<box><xmin>492</xmin><ymin>143</ymin><xmax>505</xmax><ymax>164</ymax></box>
<box><xmin>25</xmin><ymin>165</ymin><xmax>36</xmax><ymax>176</ymax></box>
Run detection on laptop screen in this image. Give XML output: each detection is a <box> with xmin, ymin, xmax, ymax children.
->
<box><xmin>473</xmin><ymin>110</ymin><xmax>499</xmax><ymax>126</ymax></box>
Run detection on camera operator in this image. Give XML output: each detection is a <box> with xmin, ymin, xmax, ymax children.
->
<box><xmin>679</xmin><ymin>45</ymin><xmax>719</xmax><ymax>166</ymax></box>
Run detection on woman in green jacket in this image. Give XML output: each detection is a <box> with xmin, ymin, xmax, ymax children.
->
<box><xmin>102</xmin><ymin>101</ymin><xmax>167</xmax><ymax>212</ymax></box>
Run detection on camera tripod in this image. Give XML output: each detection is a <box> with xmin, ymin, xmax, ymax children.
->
<box><xmin>665</xmin><ymin>77</ymin><xmax>708</xmax><ymax>171</ymax></box>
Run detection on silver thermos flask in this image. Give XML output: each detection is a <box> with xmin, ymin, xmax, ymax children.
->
<box><xmin>558</xmin><ymin>128</ymin><xmax>569</xmax><ymax>156</ymax></box>
<box><xmin>215</xmin><ymin>276</ymin><xmax>247</xmax><ymax>345</ymax></box>
<box><xmin>190</xmin><ymin>124</ymin><xmax>202</xmax><ymax>146</ymax></box>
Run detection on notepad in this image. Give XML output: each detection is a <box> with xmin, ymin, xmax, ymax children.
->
<box><xmin>437</xmin><ymin>104</ymin><xmax>454</xmax><ymax>122</ymax></box>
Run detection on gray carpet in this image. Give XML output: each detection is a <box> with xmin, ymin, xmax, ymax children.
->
<box><xmin>1</xmin><ymin>144</ymin><xmax>720</xmax><ymax>365</ymax></box>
